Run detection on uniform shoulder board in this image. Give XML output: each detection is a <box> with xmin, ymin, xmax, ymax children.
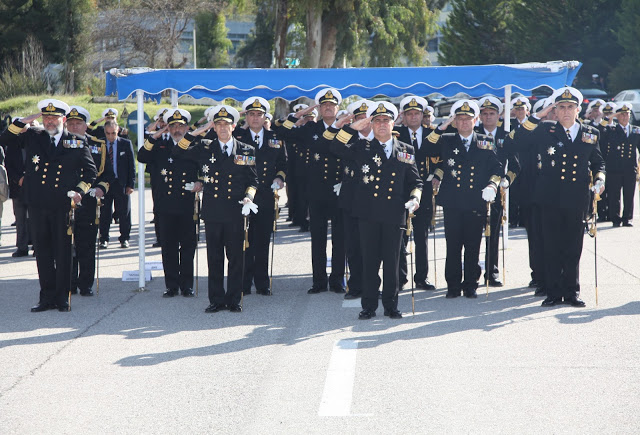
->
<box><xmin>392</xmin><ymin>131</ymin><xmax>400</xmax><ymax>138</ymax></box>
<box><xmin>508</xmin><ymin>130</ymin><xmax>516</xmax><ymax>139</ymax></box>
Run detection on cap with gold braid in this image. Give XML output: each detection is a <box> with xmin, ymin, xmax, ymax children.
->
<box><xmin>478</xmin><ymin>96</ymin><xmax>503</xmax><ymax>114</ymax></box>
<box><xmin>400</xmin><ymin>95</ymin><xmax>429</xmax><ymax>113</ymax></box>
<box><xmin>66</xmin><ymin>106</ymin><xmax>91</xmax><ymax>123</ymax></box>
<box><xmin>101</xmin><ymin>108</ymin><xmax>119</xmax><ymax>119</ymax></box>
<box><xmin>602</xmin><ymin>102</ymin><xmax>617</xmax><ymax>115</ymax></box>
<box><xmin>314</xmin><ymin>88</ymin><xmax>342</xmax><ymax>105</ymax></box>
<box><xmin>551</xmin><ymin>87</ymin><xmax>583</xmax><ymax>107</ymax></box>
<box><xmin>347</xmin><ymin>99</ymin><xmax>373</xmax><ymax>117</ymax></box>
<box><xmin>365</xmin><ymin>101</ymin><xmax>398</xmax><ymax>120</ymax></box>
<box><xmin>209</xmin><ymin>105</ymin><xmax>240</xmax><ymax>124</ymax></box>
<box><xmin>510</xmin><ymin>96</ymin><xmax>531</xmax><ymax>111</ymax></box>
<box><xmin>587</xmin><ymin>99</ymin><xmax>605</xmax><ymax>112</ymax></box>
<box><xmin>163</xmin><ymin>108</ymin><xmax>192</xmax><ymax>125</ymax></box>
<box><xmin>450</xmin><ymin>99</ymin><xmax>480</xmax><ymax>118</ymax></box>
<box><xmin>38</xmin><ymin>99</ymin><xmax>70</xmax><ymax>117</ymax></box>
<box><xmin>242</xmin><ymin>97</ymin><xmax>270</xmax><ymax>114</ymax></box>
<box><xmin>154</xmin><ymin>107</ymin><xmax>169</xmax><ymax>121</ymax></box>
<box><xmin>616</xmin><ymin>103</ymin><xmax>633</xmax><ymax>114</ymax></box>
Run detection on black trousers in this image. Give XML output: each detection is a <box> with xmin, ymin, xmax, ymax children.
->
<box><xmin>205</xmin><ymin>218</ymin><xmax>244</xmax><ymax>306</ymax></box>
<box><xmin>30</xmin><ymin>207</ymin><xmax>72</xmax><ymax>306</ymax></box>
<box><xmin>309</xmin><ymin>198</ymin><xmax>345</xmax><ymax>289</ymax></box>
<box><xmin>607</xmin><ymin>171</ymin><xmax>636</xmax><ymax>224</ymax></box>
<box><xmin>12</xmin><ymin>197</ymin><xmax>30</xmax><ymax>251</ymax></box>
<box><xmin>443</xmin><ymin>207</ymin><xmax>484</xmax><ymax>291</ymax></box>
<box><xmin>151</xmin><ymin>183</ymin><xmax>162</xmax><ymax>245</ymax></box>
<box><xmin>159</xmin><ymin>213</ymin><xmax>196</xmax><ymax>291</ymax></box>
<box><xmin>293</xmin><ymin>175</ymin><xmax>308</xmax><ymax>226</ymax></box>
<box><xmin>484</xmin><ymin>199</ymin><xmax>503</xmax><ymax>281</ymax></box>
<box><xmin>243</xmin><ymin>189</ymin><xmax>276</xmax><ymax>292</ymax></box>
<box><xmin>359</xmin><ymin>218</ymin><xmax>403</xmax><ymax>312</ymax></box>
<box><xmin>343</xmin><ymin>210</ymin><xmax>363</xmax><ymax>295</ymax></box>
<box><xmin>521</xmin><ymin>204</ymin><xmax>545</xmax><ymax>286</ymax></box>
<box><xmin>541</xmin><ymin>206</ymin><xmax>585</xmax><ymax>299</ymax></box>
<box><xmin>72</xmin><ymin>221</ymin><xmax>98</xmax><ymax>292</ymax></box>
<box><xmin>100</xmin><ymin>185</ymin><xmax>131</xmax><ymax>243</ymax></box>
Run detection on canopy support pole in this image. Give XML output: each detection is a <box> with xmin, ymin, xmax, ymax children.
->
<box><xmin>135</xmin><ymin>90</ymin><xmax>148</xmax><ymax>292</ymax></box>
<box><xmin>503</xmin><ymin>85</ymin><xmax>512</xmax><ymax>248</ymax></box>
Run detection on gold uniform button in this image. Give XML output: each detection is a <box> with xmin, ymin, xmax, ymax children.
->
<box><xmin>169</xmin><ymin>185</ymin><xmax>172</xmax><ymax>188</ymax></box>
<box><xmin>456</xmin><ymin>184</ymin><xmax>460</xmax><ymax>187</ymax></box>
<box><xmin>470</xmin><ymin>185</ymin><xmax>474</xmax><ymax>188</ymax></box>
<box><xmin>458</xmin><ymin>165</ymin><xmax>462</xmax><ymax>168</ymax></box>
<box><xmin>470</xmin><ymin>179</ymin><xmax>474</xmax><ymax>182</ymax></box>
<box><xmin>572</xmin><ymin>171</ymin><xmax>576</xmax><ymax>174</ymax></box>
<box><xmin>376</xmin><ymin>177</ymin><xmax>380</xmax><ymax>181</ymax></box>
<box><xmin>228</xmin><ymin>181</ymin><xmax>232</xmax><ymax>185</ymax></box>
<box><xmin>214</xmin><ymin>194</ymin><xmax>218</xmax><ymax>198</ymax></box>
<box><xmin>42</xmin><ymin>175</ymin><xmax>46</xmax><ymax>178</ymax></box>
<box><xmin>562</xmin><ymin>169</ymin><xmax>566</xmax><ymax>172</ymax></box>
<box><xmin>58</xmin><ymin>165</ymin><xmax>62</xmax><ymax>168</ymax></box>
<box><xmin>572</xmin><ymin>178</ymin><xmax>576</xmax><ymax>181</ymax></box>
<box><xmin>387</xmin><ymin>196</ymin><xmax>391</xmax><ymax>199</ymax></box>
<box><xmin>375</xmin><ymin>185</ymin><xmax>379</xmax><ymax>189</ymax></box>
<box><xmin>168</xmin><ymin>192</ymin><xmax>172</xmax><ymax>195</ymax></box>
<box><xmin>44</xmin><ymin>168</ymin><xmax>48</xmax><ymax>172</ymax></box>
<box><xmin>229</xmin><ymin>175</ymin><xmax>233</xmax><ymax>178</ymax></box>
<box><xmin>182</xmin><ymin>172</ymin><xmax>186</xmax><ymax>176</ymax></box>
<box><xmin>471</xmin><ymin>166</ymin><xmax>475</xmax><ymax>170</ymax></box>
<box><xmin>392</xmin><ymin>173</ymin><xmax>396</xmax><ymax>176</ymax></box>
<box><xmin>562</xmin><ymin>154</ymin><xmax>567</xmax><ymax>158</ymax></box>
<box><xmin>390</xmin><ymin>180</ymin><xmax>395</xmax><ymax>184</ymax></box>
<box><xmin>562</xmin><ymin>162</ymin><xmax>566</xmax><ymax>165</ymax></box>
<box><xmin>45</xmin><ymin>163</ymin><xmax>49</xmax><ymax>166</ymax></box>
<box><xmin>377</xmin><ymin>170</ymin><xmax>382</xmax><ymax>174</ymax></box>
<box><xmin>228</xmin><ymin>188</ymin><xmax>232</xmax><ymax>192</ymax></box>
<box><xmin>228</xmin><ymin>196</ymin><xmax>231</xmax><ymax>199</ymax></box>
<box><xmin>181</xmin><ymin>193</ymin><xmax>185</xmax><ymax>196</ymax></box>
<box><xmin>42</xmin><ymin>181</ymin><xmax>45</xmax><ymax>184</ymax></box>
<box><xmin>215</xmin><ymin>172</ymin><xmax>219</xmax><ymax>176</ymax></box>
<box><xmin>54</xmin><ymin>184</ymin><xmax>58</xmax><ymax>188</ymax></box>
<box><xmin>324</xmin><ymin>177</ymin><xmax>327</xmax><ymax>180</ymax></box>
<box><xmin>215</xmin><ymin>187</ymin><xmax>218</xmax><ymax>190</ymax></box>
<box><xmin>389</xmin><ymin>188</ymin><xmax>393</xmax><ymax>191</ymax></box>
<box><xmin>374</xmin><ymin>193</ymin><xmax>378</xmax><ymax>197</ymax></box>
<box><xmin>561</xmin><ymin>176</ymin><xmax>565</xmax><ymax>180</ymax></box>
<box><xmin>470</xmin><ymin>172</ymin><xmax>474</xmax><ymax>176</ymax></box>
<box><xmin>574</xmin><ymin>155</ymin><xmax>578</xmax><ymax>159</ymax></box>
<box><xmin>56</xmin><ymin>178</ymin><xmax>59</xmax><ymax>181</ymax></box>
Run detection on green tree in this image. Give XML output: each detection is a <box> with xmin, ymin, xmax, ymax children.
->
<box><xmin>607</xmin><ymin>0</ymin><xmax>640</xmax><ymax>93</ymax></box>
<box><xmin>438</xmin><ymin>0</ymin><xmax>517</xmax><ymax>65</ymax></box>
<box><xmin>234</xmin><ymin>0</ymin><xmax>278</xmax><ymax>67</ymax></box>
<box><xmin>195</xmin><ymin>11</ymin><xmax>233</xmax><ymax>68</ymax></box>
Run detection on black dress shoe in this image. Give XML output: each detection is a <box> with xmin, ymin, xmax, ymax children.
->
<box><xmin>415</xmin><ymin>280</ymin><xmax>436</xmax><ymax>290</ymax></box>
<box><xmin>329</xmin><ymin>286</ymin><xmax>346</xmax><ymax>294</ymax></box>
<box><xmin>528</xmin><ymin>279</ymin><xmax>540</xmax><ymax>288</ymax></box>
<box><xmin>57</xmin><ymin>303</ymin><xmax>71</xmax><ymax>312</ymax></box>
<box><xmin>163</xmin><ymin>288</ymin><xmax>179</xmax><ymax>298</ymax></box>
<box><xmin>120</xmin><ymin>240</ymin><xmax>130</xmax><ymax>248</ymax></box>
<box><xmin>464</xmin><ymin>289</ymin><xmax>478</xmax><ymax>299</ymax></box>
<box><xmin>31</xmin><ymin>303</ymin><xmax>56</xmax><ymax>312</ymax></box>
<box><xmin>445</xmin><ymin>290</ymin><xmax>461</xmax><ymax>299</ymax></box>
<box><xmin>486</xmin><ymin>278</ymin><xmax>503</xmax><ymax>287</ymax></box>
<box><xmin>205</xmin><ymin>303</ymin><xmax>226</xmax><ymax>313</ymax></box>
<box><xmin>534</xmin><ymin>287</ymin><xmax>547</xmax><ymax>297</ymax></box>
<box><xmin>12</xmin><ymin>249</ymin><xmax>29</xmax><ymax>258</ymax></box>
<box><xmin>228</xmin><ymin>304</ymin><xmax>242</xmax><ymax>312</ymax></box>
<box><xmin>358</xmin><ymin>309</ymin><xmax>376</xmax><ymax>320</ymax></box>
<box><xmin>564</xmin><ymin>296</ymin><xmax>586</xmax><ymax>307</ymax></box>
<box><xmin>383</xmin><ymin>308</ymin><xmax>402</xmax><ymax>319</ymax></box>
<box><xmin>307</xmin><ymin>286</ymin><xmax>328</xmax><ymax>294</ymax></box>
<box><xmin>613</xmin><ymin>222</ymin><xmax>621</xmax><ymax>228</ymax></box>
<box><xmin>99</xmin><ymin>241</ymin><xmax>108</xmax><ymax>249</ymax></box>
<box><xmin>541</xmin><ymin>296</ymin><xmax>562</xmax><ymax>307</ymax></box>
<box><xmin>344</xmin><ymin>292</ymin><xmax>361</xmax><ymax>300</ymax></box>
<box><xmin>256</xmin><ymin>288</ymin><xmax>272</xmax><ymax>296</ymax></box>
<box><xmin>623</xmin><ymin>221</ymin><xmax>633</xmax><ymax>227</ymax></box>
<box><xmin>182</xmin><ymin>288</ymin><xmax>195</xmax><ymax>297</ymax></box>
<box><xmin>80</xmin><ymin>289</ymin><xmax>94</xmax><ymax>296</ymax></box>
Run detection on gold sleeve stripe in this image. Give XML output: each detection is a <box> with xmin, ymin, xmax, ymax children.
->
<box><xmin>98</xmin><ymin>143</ymin><xmax>106</xmax><ymax>176</ymax></box>
<box><xmin>410</xmin><ymin>188</ymin><xmax>422</xmax><ymax>202</ymax></box>
<box><xmin>98</xmin><ymin>181</ymin><xmax>110</xmax><ymax>193</ymax></box>
<box><xmin>77</xmin><ymin>181</ymin><xmax>90</xmax><ymax>193</ymax></box>
<box><xmin>143</xmin><ymin>140</ymin><xmax>154</xmax><ymax>151</ymax></box>
<box><xmin>489</xmin><ymin>175</ymin><xmax>501</xmax><ymax>185</ymax></box>
<box><xmin>508</xmin><ymin>130</ymin><xmax>516</xmax><ymax>139</ymax></box>
<box><xmin>283</xmin><ymin>119</ymin><xmax>295</xmax><ymax>130</ymax></box>
<box><xmin>274</xmin><ymin>119</ymin><xmax>284</xmax><ymax>128</ymax></box>
<box><xmin>434</xmin><ymin>168</ymin><xmax>444</xmax><ymax>179</ymax></box>
<box><xmin>336</xmin><ymin>129</ymin><xmax>353</xmax><ymax>144</ymax></box>
<box><xmin>523</xmin><ymin>119</ymin><xmax>537</xmax><ymax>131</ymax></box>
<box><xmin>276</xmin><ymin>170</ymin><xmax>286</xmax><ymax>181</ymax></box>
<box><xmin>595</xmin><ymin>172</ymin><xmax>605</xmax><ymax>182</ymax></box>
<box><xmin>323</xmin><ymin>130</ymin><xmax>337</xmax><ymax>141</ymax></box>
<box><xmin>178</xmin><ymin>138</ymin><xmax>191</xmax><ymax>150</ymax></box>
<box><xmin>507</xmin><ymin>170</ymin><xmax>516</xmax><ymax>184</ymax></box>
<box><xmin>427</xmin><ymin>131</ymin><xmax>441</xmax><ymax>144</ymax></box>
<box><xmin>245</xmin><ymin>186</ymin><xmax>257</xmax><ymax>198</ymax></box>
<box><xmin>600</xmin><ymin>119</ymin><xmax>609</xmax><ymax>127</ymax></box>
<box><xmin>8</xmin><ymin>123</ymin><xmax>22</xmax><ymax>135</ymax></box>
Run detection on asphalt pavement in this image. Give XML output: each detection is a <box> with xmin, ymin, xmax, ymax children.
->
<box><xmin>0</xmin><ymin>189</ymin><xmax>639</xmax><ymax>434</ymax></box>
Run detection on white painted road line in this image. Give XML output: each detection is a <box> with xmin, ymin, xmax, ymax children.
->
<box><xmin>318</xmin><ymin>339</ymin><xmax>358</xmax><ymax>416</ymax></box>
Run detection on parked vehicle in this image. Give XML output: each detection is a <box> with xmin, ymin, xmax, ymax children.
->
<box><xmin>612</xmin><ymin>89</ymin><xmax>640</xmax><ymax>124</ymax></box>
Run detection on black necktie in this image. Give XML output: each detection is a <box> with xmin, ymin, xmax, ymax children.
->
<box><xmin>108</xmin><ymin>143</ymin><xmax>114</xmax><ymax>166</ymax></box>
<box><xmin>222</xmin><ymin>145</ymin><xmax>229</xmax><ymax>160</ymax></box>
<box><xmin>254</xmin><ymin>134</ymin><xmax>260</xmax><ymax>147</ymax></box>
<box><xmin>50</xmin><ymin>136</ymin><xmax>56</xmax><ymax>151</ymax></box>
<box><xmin>566</xmin><ymin>129</ymin><xmax>572</xmax><ymax>141</ymax></box>
<box><xmin>411</xmin><ymin>131</ymin><xmax>417</xmax><ymax>146</ymax></box>
<box><xmin>462</xmin><ymin>138</ymin><xmax>469</xmax><ymax>151</ymax></box>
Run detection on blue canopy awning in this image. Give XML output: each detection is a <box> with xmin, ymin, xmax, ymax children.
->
<box><xmin>105</xmin><ymin>61</ymin><xmax>582</xmax><ymax>102</ymax></box>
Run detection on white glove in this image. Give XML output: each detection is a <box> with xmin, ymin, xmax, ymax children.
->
<box><xmin>88</xmin><ymin>188</ymin><xmax>97</xmax><ymax>197</ymax></box>
<box><xmin>333</xmin><ymin>182</ymin><xmax>342</xmax><ymax>196</ymax></box>
<box><xmin>270</xmin><ymin>179</ymin><xmax>284</xmax><ymax>190</ymax></box>
<box><xmin>500</xmin><ymin>178</ymin><xmax>510</xmax><ymax>189</ymax></box>
<box><xmin>184</xmin><ymin>182</ymin><xmax>195</xmax><ymax>191</ymax></box>
<box><xmin>592</xmin><ymin>180</ymin><xmax>605</xmax><ymax>192</ymax></box>
<box><xmin>482</xmin><ymin>185</ymin><xmax>497</xmax><ymax>202</ymax></box>
<box><xmin>239</xmin><ymin>199</ymin><xmax>259</xmax><ymax>216</ymax></box>
<box><xmin>404</xmin><ymin>198</ymin><xmax>419</xmax><ymax>214</ymax></box>
<box><xmin>67</xmin><ymin>190</ymin><xmax>77</xmax><ymax>198</ymax></box>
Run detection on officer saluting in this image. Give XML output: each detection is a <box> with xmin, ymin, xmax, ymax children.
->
<box><xmin>0</xmin><ymin>99</ymin><xmax>97</xmax><ymax>312</ymax></box>
<box><xmin>138</xmin><ymin>108</ymin><xmax>201</xmax><ymax>298</ymax></box>
<box><xmin>330</xmin><ymin>101</ymin><xmax>423</xmax><ymax>320</ymax></box>
<box><xmin>174</xmin><ymin>105</ymin><xmax>259</xmax><ymax>313</ymax></box>
<box><xmin>428</xmin><ymin>100</ymin><xmax>503</xmax><ymax>299</ymax></box>
<box><xmin>513</xmin><ymin>87</ymin><xmax>605</xmax><ymax>307</ymax></box>
<box><xmin>65</xmin><ymin>106</ymin><xmax>115</xmax><ymax>297</ymax></box>
<box><xmin>235</xmin><ymin>97</ymin><xmax>287</xmax><ymax>296</ymax></box>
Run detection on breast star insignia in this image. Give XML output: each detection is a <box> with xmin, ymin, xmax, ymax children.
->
<box><xmin>32</xmin><ymin>155</ymin><xmax>40</xmax><ymax>164</ymax></box>
<box><xmin>210</xmin><ymin>156</ymin><xmax>216</xmax><ymax>163</ymax></box>
<box><xmin>314</xmin><ymin>153</ymin><xmax>320</xmax><ymax>161</ymax></box>
<box><xmin>373</xmin><ymin>155</ymin><xmax>382</xmax><ymax>166</ymax></box>
<box><xmin>363</xmin><ymin>176</ymin><xmax>370</xmax><ymax>184</ymax></box>
<box><xmin>447</xmin><ymin>158</ymin><xmax>455</xmax><ymax>167</ymax></box>
<box><xmin>344</xmin><ymin>166</ymin><xmax>350</xmax><ymax>175</ymax></box>
<box><xmin>160</xmin><ymin>168</ymin><xmax>167</xmax><ymax>176</ymax></box>
<box><xmin>203</xmin><ymin>176</ymin><xmax>211</xmax><ymax>183</ymax></box>
<box><xmin>168</xmin><ymin>157</ymin><xmax>174</xmax><ymax>163</ymax></box>
<box><xmin>547</xmin><ymin>146</ymin><xmax>556</xmax><ymax>155</ymax></box>
<box><xmin>451</xmin><ymin>170</ymin><xmax>458</xmax><ymax>177</ymax></box>
<box><xmin>362</xmin><ymin>164</ymin><xmax>370</xmax><ymax>174</ymax></box>
<box><xmin>453</xmin><ymin>148</ymin><xmax>460</xmax><ymax>155</ymax></box>
<box><xmin>202</xmin><ymin>164</ymin><xmax>209</xmax><ymax>173</ymax></box>
<box><xmin>537</xmin><ymin>162</ymin><xmax>542</xmax><ymax>169</ymax></box>
<box><xmin>537</xmin><ymin>153</ymin><xmax>541</xmax><ymax>161</ymax></box>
